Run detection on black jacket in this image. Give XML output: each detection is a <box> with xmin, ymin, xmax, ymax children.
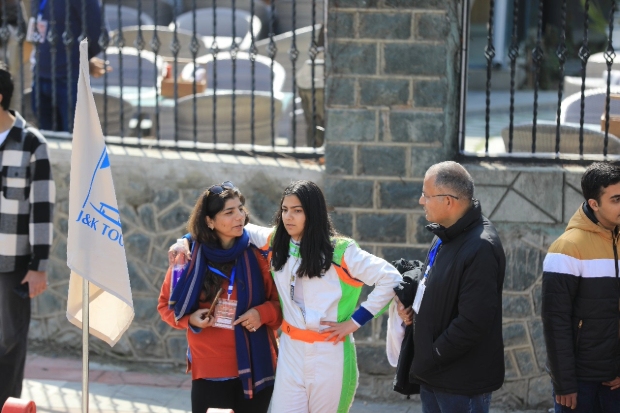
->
<box><xmin>541</xmin><ymin>204</ymin><xmax>620</xmax><ymax>395</ymax></box>
<box><xmin>391</xmin><ymin>259</ymin><xmax>423</xmax><ymax>396</ymax></box>
<box><xmin>410</xmin><ymin>200</ymin><xmax>506</xmax><ymax>395</ymax></box>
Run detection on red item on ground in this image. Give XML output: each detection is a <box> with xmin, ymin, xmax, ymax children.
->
<box><xmin>1</xmin><ymin>398</ymin><xmax>36</xmax><ymax>413</ymax></box>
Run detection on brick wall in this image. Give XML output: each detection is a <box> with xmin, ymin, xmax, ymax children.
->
<box><xmin>323</xmin><ymin>2</ymin><xmax>573</xmax><ymax>409</ymax></box>
<box><xmin>324</xmin><ymin>0</ymin><xmax>461</xmax><ymax>260</ymax></box>
<box><xmin>33</xmin><ymin>143</ymin><xmax>323</xmax><ymax>363</ymax></box>
<box><xmin>323</xmin><ymin>0</ymin><xmax>463</xmax><ymax>401</ymax></box>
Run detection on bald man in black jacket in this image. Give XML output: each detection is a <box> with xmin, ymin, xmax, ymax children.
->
<box><xmin>396</xmin><ymin>161</ymin><xmax>505</xmax><ymax>413</ymax></box>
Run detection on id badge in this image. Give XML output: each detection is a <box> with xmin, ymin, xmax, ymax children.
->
<box><xmin>213</xmin><ymin>298</ymin><xmax>237</xmax><ymax>330</ymax></box>
<box><xmin>412</xmin><ymin>278</ymin><xmax>426</xmax><ymax>314</ymax></box>
<box><xmin>26</xmin><ymin>17</ymin><xmax>48</xmax><ymax>43</ymax></box>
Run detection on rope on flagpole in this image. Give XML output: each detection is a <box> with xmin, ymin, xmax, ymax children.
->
<box><xmin>82</xmin><ymin>278</ymin><xmax>89</xmax><ymax>413</ymax></box>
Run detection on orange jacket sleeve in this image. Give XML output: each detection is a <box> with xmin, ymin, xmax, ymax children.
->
<box><xmin>251</xmin><ymin>248</ymin><xmax>282</xmax><ymax>330</ymax></box>
<box><xmin>157</xmin><ymin>266</ymin><xmax>191</xmax><ymax>330</ymax></box>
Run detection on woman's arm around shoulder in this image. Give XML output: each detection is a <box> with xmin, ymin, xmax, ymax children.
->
<box><xmin>245</xmin><ymin>223</ymin><xmax>275</xmax><ymax>253</ymax></box>
<box><xmin>157</xmin><ymin>266</ymin><xmax>192</xmax><ymax>330</ymax></box>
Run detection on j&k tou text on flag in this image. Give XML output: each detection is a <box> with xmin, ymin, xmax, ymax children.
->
<box><xmin>66</xmin><ymin>39</ymin><xmax>134</xmax><ymax>346</ymax></box>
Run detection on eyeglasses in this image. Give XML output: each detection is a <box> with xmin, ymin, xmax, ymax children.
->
<box><xmin>421</xmin><ymin>191</ymin><xmax>459</xmax><ymax>201</ymax></box>
<box><xmin>207</xmin><ymin>181</ymin><xmax>235</xmax><ymax>196</ymax></box>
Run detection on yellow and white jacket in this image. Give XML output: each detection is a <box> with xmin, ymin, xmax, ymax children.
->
<box><xmin>542</xmin><ymin>203</ymin><xmax>620</xmax><ymax>395</ymax></box>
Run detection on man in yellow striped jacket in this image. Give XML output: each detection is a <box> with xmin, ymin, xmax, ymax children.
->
<box><xmin>542</xmin><ymin>162</ymin><xmax>620</xmax><ymax>413</ymax></box>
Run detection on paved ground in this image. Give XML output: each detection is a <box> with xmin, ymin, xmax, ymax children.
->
<box><xmin>16</xmin><ymin>353</ymin><xmax>549</xmax><ymax>413</ymax></box>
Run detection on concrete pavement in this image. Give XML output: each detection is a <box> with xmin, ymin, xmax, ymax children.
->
<box><xmin>19</xmin><ymin>354</ymin><xmax>548</xmax><ymax>413</ymax></box>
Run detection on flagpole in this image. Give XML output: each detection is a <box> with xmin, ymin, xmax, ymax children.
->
<box><xmin>66</xmin><ymin>42</ymin><xmax>134</xmax><ymax>411</ymax></box>
<box><xmin>82</xmin><ymin>278</ymin><xmax>89</xmax><ymax>413</ymax></box>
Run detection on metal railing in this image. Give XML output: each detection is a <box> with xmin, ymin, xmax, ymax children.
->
<box><xmin>459</xmin><ymin>0</ymin><xmax>620</xmax><ymax>163</ymax></box>
<box><xmin>0</xmin><ymin>0</ymin><xmax>325</xmax><ymax>158</ymax></box>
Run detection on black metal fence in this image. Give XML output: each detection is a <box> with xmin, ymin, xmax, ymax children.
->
<box><xmin>0</xmin><ymin>0</ymin><xmax>324</xmax><ymax>157</ymax></box>
<box><xmin>459</xmin><ymin>0</ymin><xmax>620</xmax><ymax>163</ymax></box>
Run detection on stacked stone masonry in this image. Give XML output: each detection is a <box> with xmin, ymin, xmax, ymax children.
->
<box><xmin>324</xmin><ymin>7</ymin><xmax>459</xmax><ymax>396</ymax></box>
<box><xmin>35</xmin><ymin>141</ymin><xmax>586</xmax><ymax>409</ymax></box>
<box><xmin>468</xmin><ymin>164</ymin><xmax>582</xmax><ymax>409</ymax></box>
<box><xmin>325</xmin><ymin>0</ymin><xmax>460</xmax><ymax>262</ymax></box>
<box><xmin>35</xmin><ymin>143</ymin><xmax>323</xmax><ymax>364</ymax></box>
<box><xmin>335</xmin><ymin>163</ymin><xmax>586</xmax><ymax>408</ymax></box>
<box><xmin>28</xmin><ymin>0</ymin><xmax>591</xmax><ymax>408</ymax></box>
<box><xmin>323</xmin><ymin>1</ymin><xmax>584</xmax><ymax>408</ymax></box>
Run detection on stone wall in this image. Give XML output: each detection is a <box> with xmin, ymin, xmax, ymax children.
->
<box><xmin>469</xmin><ymin>164</ymin><xmax>585</xmax><ymax>409</ymax></box>
<box><xmin>322</xmin><ymin>0</ymin><xmax>465</xmax><ymax>402</ymax></box>
<box><xmin>28</xmin><ymin>0</ymin><xmax>591</xmax><ymax>408</ymax></box>
<box><xmin>33</xmin><ymin>141</ymin><xmax>585</xmax><ymax>409</ymax></box>
<box><xmin>341</xmin><ymin>164</ymin><xmax>585</xmax><ymax>409</ymax></box>
<box><xmin>320</xmin><ymin>0</ymin><xmax>580</xmax><ymax>408</ymax></box>
<box><xmin>324</xmin><ymin>0</ymin><xmax>461</xmax><ymax>272</ymax></box>
<box><xmin>32</xmin><ymin>142</ymin><xmax>323</xmax><ymax>362</ymax></box>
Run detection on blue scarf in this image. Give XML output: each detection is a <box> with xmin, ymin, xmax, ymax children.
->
<box><xmin>169</xmin><ymin>230</ymin><xmax>275</xmax><ymax>398</ymax></box>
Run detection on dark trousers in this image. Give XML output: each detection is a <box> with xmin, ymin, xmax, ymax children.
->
<box><xmin>0</xmin><ymin>269</ymin><xmax>30</xmax><ymax>407</ymax></box>
<box><xmin>32</xmin><ymin>77</ymin><xmax>78</xmax><ymax>132</ymax></box>
<box><xmin>420</xmin><ymin>385</ymin><xmax>491</xmax><ymax>413</ymax></box>
<box><xmin>554</xmin><ymin>380</ymin><xmax>620</xmax><ymax>413</ymax></box>
<box><xmin>191</xmin><ymin>379</ymin><xmax>273</xmax><ymax>413</ymax></box>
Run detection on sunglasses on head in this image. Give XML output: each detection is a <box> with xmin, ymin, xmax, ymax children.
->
<box><xmin>207</xmin><ymin>181</ymin><xmax>235</xmax><ymax>196</ymax></box>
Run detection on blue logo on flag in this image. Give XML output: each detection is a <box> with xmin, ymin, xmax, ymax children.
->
<box><xmin>75</xmin><ymin>147</ymin><xmax>123</xmax><ymax>246</ymax></box>
<box><xmin>83</xmin><ymin>148</ymin><xmax>121</xmax><ymax>227</ymax></box>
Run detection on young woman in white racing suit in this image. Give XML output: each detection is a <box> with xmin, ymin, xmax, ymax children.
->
<box><xmin>245</xmin><ymin>180</ymin><xmax>401</xmax><ymax>413</ymax></box>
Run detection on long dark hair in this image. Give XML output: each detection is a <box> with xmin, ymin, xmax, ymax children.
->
<box><xmin>186</xmin><ymin>184</ymin><xmax>249</xmax><ymax>301</ymax></box>
<box><xmin>271</xmin><ymin>180</ymin><xmax>336</xmax><ymax>278</ymax></box>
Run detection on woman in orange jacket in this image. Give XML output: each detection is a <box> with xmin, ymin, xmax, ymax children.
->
<box><xmin>157</xmin><ymin>181</ymin><xmax>281</xmax><ymax>413</ymax></box>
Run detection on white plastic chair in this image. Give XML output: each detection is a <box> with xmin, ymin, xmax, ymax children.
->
<box><xmin>105</xmin><ymin>5</ymin><xmax>155</xmax><ymax>33</ymax></box>
<box><xmin>110</xmin><ymin>26</ymin><xmax>209</xmax><ymax>61</ymax></box>
<box><xmin>188</xmin><ymin>51</ymin><xmax>285</xmax><ymax>94</ymax></box>
<box><xmin>176</xmin><ymin>91</ymin><xmax>283</xmax><ymax>145</ymax></box>
<box><xmin>91</xmin><ymin>47</ymin><xmax>163</xmax><ymax>89</ymax></box>
<box><xmin>175</xmin><ymin>8</ymin><xmax>261</xmax><ymax>50</ymax></box>
<box><xmin>560</xmin><ymin>88</ymin><xmax>620</xmax><ymax>125</ymax></box>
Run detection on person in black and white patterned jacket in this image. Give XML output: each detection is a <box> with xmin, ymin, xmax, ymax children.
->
<box><xmin>0</xmin><ymin>63</ymin><xmax>55</xmax><ymax>406</ymax></box>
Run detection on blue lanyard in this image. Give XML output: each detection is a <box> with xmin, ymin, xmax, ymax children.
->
<box><xmin>424</xmin><ymin>239</ymin><xmax>442</xmax><ymax>278</ymax></box>
<box><xmin>208</xmin><ymin>265</ymin><xmax>236</xmax><ymax>298</ymax></box>
<box><xmin>38</xmin><ymin>0</ymin><xmax>49</xmax><ymax>17</ymax></box>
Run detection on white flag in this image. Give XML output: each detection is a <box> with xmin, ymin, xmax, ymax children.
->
<box><xmin>66</xmin><ymin>40</ymin><xmax>134</xmax><ymax>346</ymax></box>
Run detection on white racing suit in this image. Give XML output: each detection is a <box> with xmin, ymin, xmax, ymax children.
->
<box><xmin>246</xmin><ymin>224</ymin><xmax>401</xmax><ymax>413</ymax></box>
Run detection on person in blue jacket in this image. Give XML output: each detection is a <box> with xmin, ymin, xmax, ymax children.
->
<box><xmin>31</xmin><ymin>0</ymin><xmax>106</xmax><ymax>131</ymax></box>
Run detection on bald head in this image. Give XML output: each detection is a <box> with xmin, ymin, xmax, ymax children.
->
<box><xmin>426</xmin><ymin>161</ymin><xmax>474</xmax><ymax>201</ymax></box>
